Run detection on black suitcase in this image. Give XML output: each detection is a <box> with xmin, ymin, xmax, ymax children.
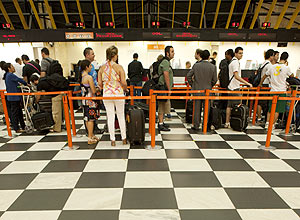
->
<box><xmin>185</xmin><ymin>100</ymin><xmax>193</xmax><ymax>123</ymax></box>
<box><xmin>32</xmin><ymin>112</ymin><xmax>54</xmax><ymax>130</ymax></box>
<box><xmin>126</xmin><ymin>107</ymin><xmax>145</xmax><ymax>144</ymax></box>
<box><xmin>134</xmin><ymin>101</ymin><xmax>149</xmax><ymax>118</ymax></box>
<box><xmin>230</xmin><ymin>104</ymin><xmax>249</xmax><ymax>131</ymax></box>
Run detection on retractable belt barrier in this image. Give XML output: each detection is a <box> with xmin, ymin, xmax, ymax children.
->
<box><xmin>1</xmin><ymin>85</ymin><xmax>297</xmax><ymax>151</ymax></box>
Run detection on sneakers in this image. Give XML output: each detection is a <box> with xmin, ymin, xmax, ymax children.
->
<box><xmin>163</xmin><ymin>123</ymin><xmax>170</xmax><ymax>128</ymax></box>
<box><xmin>158</xmin><ymin>123</ymin><xmax>170</xmax><ymax>131</ymax></box>
<box><xmin>191</xmin><ymin>126</ymin><xmax>200</xmax><ymax>131</ymax></box>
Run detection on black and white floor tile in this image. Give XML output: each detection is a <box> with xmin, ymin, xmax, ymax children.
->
<box><xmin>0</xmin><ymin>109</ymin><xmax>299</xmax><ymax>220</ymax></box>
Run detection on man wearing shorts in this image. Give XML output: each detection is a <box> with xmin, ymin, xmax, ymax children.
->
<box><xmin>157</xmin><ymin>46</ymin><xmax>174</xmax><ymax>132</ymax></box>
<box><xmin>261</xmin><ymin>52</ymin><xmax>294</xmax><ymax>130</ymax></box>
<box><xmin>225</xmin><ymin>47</ymin><xmax>252</xmax><ymax>128</ymax></box>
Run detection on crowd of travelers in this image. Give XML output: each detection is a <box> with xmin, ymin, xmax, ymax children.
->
<box><xmin>0</xmin><ymin>44</ymin><xmax>294</xmax><ymax>145</ymax></box>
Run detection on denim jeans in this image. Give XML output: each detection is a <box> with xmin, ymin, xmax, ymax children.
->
<box><xmin>130</xmin><ymin>81</ymin><xmax>142</xmax><ymax>96</ymax></box>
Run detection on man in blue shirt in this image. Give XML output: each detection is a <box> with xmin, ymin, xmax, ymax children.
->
<box><xmin>83</xmin><ymin>47</ymin><xmax>98</xmax><ymax>87</ymax></box>
<box><xmin>3</xmin><ymin>63</ymin><xmax>28</xmax><ymax>133</ymax></box>
<box><xmin>83</xmin><ymin>47</ymin><xmax>104</xmax><ymax>134</ymax></box>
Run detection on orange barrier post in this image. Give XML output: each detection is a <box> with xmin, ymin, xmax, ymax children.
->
<box><xmin>252</xmin><ymin>87</ymin><xmax>261</xmax><ymax>125</ymax></box>
<box><xmin>0</xmin><ymin>91</ymin><xmax>12</xmax><ymax>137</ymax></box>
<box><xmin>259</xmin><ymin>95</ymin><xmax>278</xmax><ymax>151</ymax></box>
<box><xmin>149</xmin><ymin>89</ymin><xmax>154</xmax><ymax>136</ymax></box>
<box><xmin>68</xmin><ymin>91</ymin><xmax>77</xmax><ymax>136</ymax></box>
<box><xmin>284</xmin><ymin>90</ymin><xmax>297</xmax><ymax>135</ymax></box>
<box><xmin>192</xmin><ymin>100</ymin><xmax>195</xmax><ymax>125</ymax></box>
<box><xmin>130</xmin><ymin>85</ymin><xmax>134</xmax><ymax>105</ymax></box>
<box><xmin>150</xmin><ymin>92</ymin><xmax>159</xmax><ymax>149</ymax></box>
<box><xmin>202</xmin><ymin>89</ymin><xmax>210</xmax><ymax>134</ymax></box>
<box><xmin>63</xmin><ymin>95</ymin><xmax>74</xmax><ymax>149</ymax></box>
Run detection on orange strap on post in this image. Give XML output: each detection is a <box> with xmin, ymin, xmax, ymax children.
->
<box><xmin>63</xmin><ymin>95</ymin><xmax>73</xmax><ymax>148</ymax></box>
<box><xmin>285</xmin><ymin>90</ymin><xmax>297</xmax><ymax>134</ymax></box>
<box><xmin>130</xmin><ymin>85</ymin><xmax>134</xmax><ymax>105</ymax></box>
<box><xmin>150</xmin><ymin>91</ymin><xmax>156</xmax><ymax>148</ymax></box>
<box><xmin>68</xmin><ymin>91</ymin><xmax>77</xmax><ymax>136</ymax></box>
<box><xmin>0</xmin><ymin>91</ymin><xmax>12</xmax><ymax>137</ymax></box>
<box><xmin>202</xmin><ymin>89</ymin><xmax>210</xmax><ymax>134</ymax></box>
<box><xmin>265</xmin><ymin>95</ymin><xmax>278</xmax><ymax>148</ymax></box>
<box><xmin>252</xmin><ymin>87</ymin><xmax>261</xmax><ymax>125</ymax></box>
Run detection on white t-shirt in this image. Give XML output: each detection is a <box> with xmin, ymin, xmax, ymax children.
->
<box><xmin>266</xmin><ymin>63</ymin><xmax>292</xmax><ymax>91</ymax></box>
<box><xmin>228</xmin><ymin>57</ymin><xmax>241</xmax><ymax>91</ymax></box>
<box><xmin>13</xmin><ymin>63</ymin><xmax>23</xmax><ymax>78</ymax></box>
<box><xmin>0</xmin><ymin>69</ymin><xmax>6</xmax><ymax>90</ymax></box>
<box><xmin>260</xmin><ymin>60</ymin><xmax>272</xmax><ymax>85</ymax></box>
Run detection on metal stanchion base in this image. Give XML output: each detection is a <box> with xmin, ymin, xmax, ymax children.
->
<box><xmin>62</xmin><ymin>145</ymin><xmax>80</xmax><ymax>151</ymax></box>
<box><xmin>279</xmin><ymin>131</ymin><xmax>294</xmax><ymax>137</ymax></box>
<box><xmin>2</xmin><ymin>134</ymin><xmax>18</xmax><ymax>139</ymax></box>
<box><xmin>145</xmin><ymin>145</ymin><xmax>162</xmax><ymax>151</ymax></box>
<box><xmin>258</xmin><ymin>145</ymin><xmax>276</xmax><ymax>151</ymax></box>
<box><xmin>72</xmin><ymin>134</ymin><xmax>83</xmax><ymax>138</ymax></box>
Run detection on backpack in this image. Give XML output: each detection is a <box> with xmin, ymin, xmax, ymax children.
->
<box><xmin>45</xmin><ymin>58</ymin><xmax>62</xmax><ymax>76</ymax></box>
<box><xmin>218</xmin><ymin>59</ymin><xmax>232</xmax><ymax>88</ymax></box>
<box><xmin>39</xmin><ymin>73</ymin><xmax>70</xmax><ymax>91</ymax></box>
<box><xmin>252</xmin><ymin>62</ymin><xmax>269</xmax><ymax>87</ymax></box>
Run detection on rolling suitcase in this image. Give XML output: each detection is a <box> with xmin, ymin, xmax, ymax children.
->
<box><xmin>185</xmin><ymin>100</ymin><xmax>193</xmax><ymax>123</ymax></box>
<box><xmin>230</xmin><ymin>104</ymin><xmax>249</xmax><ymax>131</ymax></box>
<box><xmin>32</xmin><ymin>111</ymin><xmax>54</xmax><ymax>130</ymax></box>
<box><xmin>134</xmin><ymin>101</ymin><xmax>149</xmax><ymax>118</ymax></box>
<box><xmin>126</xmin><ymin>106</ymin><xmax>145</xmax><ymax>144</ymax></box>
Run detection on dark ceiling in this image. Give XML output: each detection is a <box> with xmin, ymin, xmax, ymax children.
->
<box><xmin>0</xmin><ymin>0</ymin><xmax>299</xmax><ymax>30</ymax></box>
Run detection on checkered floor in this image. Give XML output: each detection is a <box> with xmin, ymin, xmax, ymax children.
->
<box><xmin>0</xmin><ymin>109</ymin><xmax>300</xmax><ymax>220</ymax></box>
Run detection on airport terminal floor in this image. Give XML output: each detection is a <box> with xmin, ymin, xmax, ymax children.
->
<box><xmin>0</xmin><ymin>108</ymin><xmax>300</xmax><ymax>220</ymax></box>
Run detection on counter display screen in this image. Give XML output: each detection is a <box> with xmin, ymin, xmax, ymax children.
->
<box><xmin>248</xmin><ymin>33</ymin><xmax>276</xmax><ymax>40</ymax></box>
<box><xmin>95</xmin><ymin>32</ymin><xmax>124</xmax><ymax>39</ymax></box>
<box><xmin>173</xmin><ymin>32</ymin><xmax>200</xmax><ymax>39</ymax></box>
<box><xmin>294</xmin><ymin>33</ymin><xmax>300</xmax><ymax>40</ymax></box>
<box><xmin>0</xmin><ymin>34</ymin><xmax>22</xmax><ymax>41</ymax></box>
<box><xmin>219</xmin><ymin>33</ymin><xmax>247</xmax><ymax>40</ymax></box>
<box><xmin>143</xmin><ymin>32</ymin><xmax>171</xmax><ymax>39</ymax></box>
<box><xmin>65</xmin><ymin>32</ymin><xmax>94</xmax><ymax>40</ymax></box>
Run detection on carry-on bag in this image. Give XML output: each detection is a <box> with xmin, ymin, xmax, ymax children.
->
<box><xmin>230</xmin><ymin>104</ymin><xmax>249</xmax><ymax>131</ymax></box>
<box><xmin>32</xmin><ymin>111</ymin><xmax>54</xmax><ymax>130</ymax></box>
<box><xmin>126</xmin><ymin>106</ymin><xmax>145</xmax><ymax>144</ymax></box>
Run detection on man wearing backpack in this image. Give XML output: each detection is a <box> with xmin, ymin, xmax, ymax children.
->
<box><xmin>40</xmin><ymin>47</ymin><xmax>54</xmax><ymax>77</ymax></box>
<box><xmin>157</xmin><ymin>46</ymin><xmax>175</xmax><ymax>132</ymax></box>
<box><xmin>225</xmin><ymin>47</ymin><xmax>252</xmax><ymax>128</ymax></box>
<box><xmin>218</xmin><ymin>49</ymin><xmax>234</xmax><ymax>88</ymax></box>
<box><xmin>257</xmin><ymin>49</ymin><xmax>275</xmax><ymax>123</ymax></box>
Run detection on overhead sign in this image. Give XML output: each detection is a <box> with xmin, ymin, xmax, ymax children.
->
<box><xmin>248</xmin><ymin>33</ymin><xmax>276</xmax><ymax>41</ymax></box>
<box><xmin>143</xmin><ymin>32</ymin><xmax>171</xmax><ymax>40</ymax></box>
<box><xmin>147</xmin><ymin>44</ymin><xmax>165</xmax><ymax>51</ymax></box>
<box><xmin>0</xmin><ymin>34</ymin><xmax>23</xmax><ymax>41</ymax></box>
<box><xmin>95</xmin><ymin>32</ymin><xmax>124</xmax><ymax>39</ymax></box>
<box><xmin>173</xmin><ymin>32</ymin><xmax>200</xmax><ymax>39</ymax></box>
<box><xmin>219</xmin><ymin>33</ymin><xmax>247</xmax><ymax>40</ymax></box>
<box><xmin>65</xmin><ymin>32</ymin><xmax>94</xmax><ymax>40</ymax></box>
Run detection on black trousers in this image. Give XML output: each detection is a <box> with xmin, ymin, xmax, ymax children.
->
<box><xmin>7</xmin><ymin>100</ymin><xmax>25</xmax><ymax>131</ymax></box>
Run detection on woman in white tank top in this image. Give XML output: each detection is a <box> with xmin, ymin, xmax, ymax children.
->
<box><xmin>98</xmin><ymin>46</ymin><xmax>128</xmax><ymax>146</ymax></box>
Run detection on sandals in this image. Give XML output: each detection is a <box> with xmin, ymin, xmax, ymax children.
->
<box><xmin>92</xmin><ymin>136</ymin><xmax>100</xmax><ymax>141</ymax></box>
<box><xmin>111</xmin><ymin>141</ymin><xmax>116</xmax><ymax>146</ymax></box>
<box><xmin>122</xmin><ymin>139</ymin><xmax>127</xmax><ymax>145</ymax></box>
<box><xmin>88</xmin><ymin>138</ymin><xmax>98</xmax><ymax>145</ymax></box>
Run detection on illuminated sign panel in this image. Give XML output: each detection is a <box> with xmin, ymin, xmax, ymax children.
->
<box><xmin>95</xmin><ymin>33</ymin><xmax>124</xmax><ymax>39</ymax></box>
<box><xmin>65</xmin><ymin>32</ymin><xmax>94</xmax><ymax>40</ymax></box>
<box><xmin>0</xmin><ymin>34</ymin><xmax>22</xmax><ymax>41</ymax></box>
<box><xmin>173</xmin><ymin>32</ymin><xmax>200</xmax><ymax>39</ymax></box>
<box><xmin>142</xmin><ymin>32</ymin><xmax>171</xmax><ymax>39</ymax></box>
<box><xmin>219</xmin><ymin>33</ymin><xmax>247</xmax><ymax>40</ymax></box>
<box><xmin>248</xmin><ymin>33</ymin><xmax>276</xmax><ymax>40</ymax></box>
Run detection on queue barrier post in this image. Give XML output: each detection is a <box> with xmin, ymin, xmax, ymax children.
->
<box><xmin>62</xmin><ymin>95</ymin><xmax>79</xmax><ymax>150</ymax></box>
<box><xmin>0</xmin><ymin>91</ymin><xmax>13</xmax><ymax>138</ymax></box>
<box><xmin>283</xmin><ymin>90</ymin><xmax>297</xmax><ymax>136</ymax></box>
<box><xmin>146</xmin><ymin>90</ymin><xmax>161</xmax><ymax>150</ymax></box>
<box><xmin>259</xmin><ymin>95</ymin><xmax>277</xmax><ymax>151</ymax></box>
<box><xmin>202</xmin><ymin>89</ymin><xmax>210</xmax><ymax>134</ymax></box>
<box><xmin>130</xmin><ymin>85</ymin><xmax>134</xmax><ymax>105</ymax></box>
<box><xmin>68</xmin><ymin>90</ymin><xmax>77</xmax><ymax>136</ymax></box>
<box><xmin>251</xmin><ymin>87</ymin><xmax>260</xmax><ymax>125</ymax></box>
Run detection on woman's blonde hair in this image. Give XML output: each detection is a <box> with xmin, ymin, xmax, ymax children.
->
<box><xmin>106</xmin><ymin>45</ymin><xmax>118</xmax><ymax>61</ymax></box>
